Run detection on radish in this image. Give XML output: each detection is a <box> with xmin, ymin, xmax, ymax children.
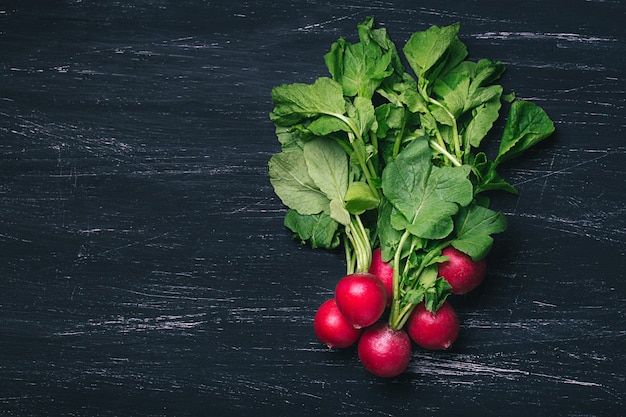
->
<box><xmin>438</xmin><ymin>246</ymin><xmax>487</xmax><ymax>295</ymax></box>
<box><xmin>406</xmin><ymin>300</ymin><xmax>459</xmax><ymax>350</ymax></box>
<box><xmin>357</xmin><ymin>322</ymin><xmax>412</xmax><ymax>378</ymax></box>
<box><xmin>313</xmin><ymin>298</ymin><xmax>361</xmax><ymax>349</ymax></box>
<box><xmin>368</xmin><ymin>248</ymin><xmax>394</xmax><ymax>306</ymax></box>
<box><xmin>335</xmin><ymin>273</ymin><xmax>387</xmax><ymax>329</ymax></box>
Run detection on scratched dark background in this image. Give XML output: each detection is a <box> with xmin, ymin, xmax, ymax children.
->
<box><xmin>1</xmin><ymin>0</ymin><xmax>624</xmax><ymax>416</ymax></box>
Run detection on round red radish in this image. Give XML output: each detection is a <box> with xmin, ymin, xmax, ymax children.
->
<box><xmin>368</xmin><ymin>248</ymin><xmax>393</xmax><ymax>306</ymax></box>
<box><xmin>335</xmin><ymin>273</ymin><xmax>387</xmax><ymax>329</ymax></box>
<box><xmin>438</xmin><ymin>246</ymin><xmax>487</xmax><ymax>294</ymax></box>
<box><xmin>406</xmin><ymin>300</ymin><xmax>459</xmax><ymax>350</ymax></box>
<box><xmin>313</xmin><ymin>298</ymin><xmax>361</xmax><ymax>349</ymax></box>
<box><xmin>358</xmin><ymin>322</ymin><xmax>412</xmax><ymax>378</ymax></box>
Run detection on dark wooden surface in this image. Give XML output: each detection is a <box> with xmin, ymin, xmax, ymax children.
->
<box><xmin>1</xmin><ymin>1</ymin><xmax>625</xmax><ymax>416</ymax></box>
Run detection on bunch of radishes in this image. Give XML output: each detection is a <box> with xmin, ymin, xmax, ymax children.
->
<box><xmin>268</xmin><ymin>19</ymin><xmax>554</xmax><ymax>379</ymax></box>
<box><xmin>314</xmin><ymin>247</ymin><xmax>483</xmax><ymax>377</ymax></box>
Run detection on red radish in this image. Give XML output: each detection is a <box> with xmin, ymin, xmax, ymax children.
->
<box><xmin>368</xmin><ymin>248</ymin><xmax>394</xmax><ymax>306</ymax></box>
<box><xmin>335</xmin><ymin>273</ymin><xmax>387</xmax><ymax>329</ymax></box>
<box><xmin>313</xmin><ymin>299</ymin><xmax>361</xmax><ymax>349</ymax></box>
<box><xmin>406</xmin><ymin>300</ymin><xmax>459</xmax><ymax>350</ymax></box>
<box><xmin>357</xmin><ymin>322</ymin><xmax>412</xmax><ymax>378</ymax></box>
<box><xmin>438</xmin><ymin>246</ymin><xmax>487</xmax><ymax>294</ymax></box>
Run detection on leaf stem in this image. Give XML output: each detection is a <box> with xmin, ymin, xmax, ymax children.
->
<box><xmin>345</xmin><ymin>214</ymin><xmax>372</xmax><ymax>273</ymax></box>
<box><xmin>391</xmin><ymin>303</ymin><xmax>417</xmax><ymax>330</ymax></box>
<box><xmin>392</xmin><ymin>111</ymin><xmax>408</xmax><ymax>158</ymax></box>
<box><xmin>344</xmin><ymin>235</ymin><xmax>355</xmax><ymax>275</ymax></box>
<box><xmin>389</xmin><ymin>229</ymin><xmax>411</xmax><ymax>329</ymax></box>
<box><xmin>426</xmin><ymin>96</ymin><xmax>463</xmax><ymax>161</ymax></box>
<box><xmin>331</xmin><ymin>113</ymin><xmax>382</xmax><ymax>200</ymax></box>
<box><xmin>429</xmin><ymin>140</ymin><xmax>462</xmax><ymax>167</ymax></box>
<box><xmin>389</xmin><ymin>239</ymin><xmax>451</xmax><ymax>330</ymax></box>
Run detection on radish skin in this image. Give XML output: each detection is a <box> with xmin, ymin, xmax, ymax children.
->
<box><xmin>438</xmin><ymin>247</ymin><xmax>487</xmax><ymax>294</ymax></box>
<box><xmin>358</xmin><ymin>322</ymin><xmax>412</xmax><ymax>378</ymax></box>
<box><xmin>407</xmin><ymin>300</ymin><xmax>459</xmax><ymax>350</ymax></box>
<box><xmin>335</xmin><ymin>273</ymin><xmax>387</xmax><ymax>329</ymax></box>
<box><xmin>314</xmin><ymin>299</ymin><xmax>361</xmax><ymax>349</ymax></box>
<box><xmin>368</xmin><ymin>248</ymin><xmax>394</xmax><ymax>306</ymax></box>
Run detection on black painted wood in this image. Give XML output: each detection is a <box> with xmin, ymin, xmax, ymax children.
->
<box><xmin>1</xmin><ymin>1</ymin><xmax>624</xmax><ymax>416</ymax></box>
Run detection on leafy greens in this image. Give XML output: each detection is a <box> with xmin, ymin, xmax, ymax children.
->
<box><xmin>268</xmin><ymin>17</ymin><xmax>555</xmax><ymax>329</ymax></box>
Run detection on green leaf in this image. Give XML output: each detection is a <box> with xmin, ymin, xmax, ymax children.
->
<box><xmin>450</xmin><ymin>200</ymin><xmax>508</xmax><ymax>259</ymax></box>
<box><xmin>324</xmin><ymin>37</ymin><xmax>348</xmax><ymax>87</ymax></box>
<box><xmin>404</xmin><ymin>286</ymin><xmax>425</xmax><ymax>305</ymax></box>
<box><xmin>307</xmin><ymin>115</ymin><xmax>351</xmax><ymax>136</ymax></box>
<box><xmin>419</xmin><ymin>112</ymin><xmax>439</xmax><ymax>138</ymax></box>
<box><xmin>466</xmin><ymin>84</ymin><xmax>502</xmax><ymax>113</ymax></box>
<box><xmin>471</xmin><ymin>152</ymin><xmax>518</xmax><ymax>194</ymax></box>
<box><xmin>348</xmin><ymin>96</ymin><xmax>377</xmax><ymax>139</ymax></box>
<box><xmin>324</xmin><ymin>20</ymin><xmax>394</xmax><ymax>99</ymax></box>
<box><xmin>284</xmin><ymin>209</ymin><xmax>340</xmax><ymax>249</ymax></box>
<box><xmin>401</xmin><ymin>266</ymin><xmax>451</xmax><ymax>312</ymax></box>
<box><xmin>374</xmin><ymin>103</ymin><xmax>403</xmax><ymax>138</ymax></box>
<box><xmin>400</xmin><ymin>88</ymin><xmax>429</xmax><ymax>114</ymax></box>
<box><xmin>268</xmin><ymin>149</ymin><xmax>329</xmax><ymax>215</ymax></box>
<box><xmin>429</xmin><ymin>36</ymin><xmax>468</xmax><ymax>82</ymax></box>
<box><xmin>470</xmin><ymin>59</ymin><xmax>506</xmax><ymax>90</ymax></box>
<box><xmin>432</xmin><ymin>71</ymin><xmax>470</xmax><ymax>118</ymax></box>
<box><xmin>495</xmin><ymin>100</ymin><xmax>555</xmax><ymax>166</ymax></box>
<box><xmin>275</xmin><ymin>126</ymin><xmax>303</xmax><ymax>150</ymax></box>
<box><xmin>359</xmin><ymin>16</ymin><xmax>405</xmax><ymax>77</ymax></box>
<box><xmin>403</xmin><ymin>23</ymin><xmax>463</xmax><ymax>79</ymax></box>
<box><xmin>382</xmin><ymin>139</ymin><xmax>473</xmax><ymax>239</ymax></box>
<box><xmin>424</xmin><ymin>278</ymin><xmax>452</xmax><ymax>312</ymax></box>
<box><xmin>425</xmin><ymin>255</ymin><xmax>450</xmax><ymax>268</ymax></box>
<box><xmin>303</xmin><ymin>137</ymin><xmax>349</xmax><ymax>203</ymax></box>
<box><xmin>377</xmin><ymin>198</ymin><xmax>403</xmax><ymax>262</ymax></box>
<box><xmin>418</xmin><ymin>264</ymin><xmax>439</xmax><ymax>288</ymax></box>
<box><xmin>270</xmin><ymin>77</ymin><xmax>346</xmax><ymax>126</ymax></box>
<box><xmin>442</xmin><ymin>58</ymin><xmax>504</xmax><ymax>105</ymax></box>
<box><xmin>345</xmin><ymin>181</ymin><xmax>380</xmax><ymax>215</ymax></box>
<box><xmin>464</xmin><ymin>97</ymin><xmax>502</xmax><ymax>148</ymax></box>
<box><xmin>502</xmin><ymin>91</ymin><xmax>516</xmax><ymax>103</ymax></box>
<box><xmin>330</xmin><ymin>198</ymin><xmax>351</xmax><ymax>226</ymax></box>
<box><xmin>347</xmin><ymin>42</ymin><xmax>393</xmax><ymax>98</ymax></box>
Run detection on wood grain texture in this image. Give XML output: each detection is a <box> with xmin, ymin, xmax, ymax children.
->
<box><xmin>1</xmin><ymin>1</ymin><xmax>624</xmax><ymax>416</ymax></box>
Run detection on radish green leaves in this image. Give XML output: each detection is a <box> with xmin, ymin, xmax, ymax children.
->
<box><xmin>381</xmin><ymin>139</ymin><xmax>473</xmax><ymax>240</ymax></box>
<box><xmin>268</xmin><ymin>17</ymin><xmax>554</xmax><ymax>328</ymax></box>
